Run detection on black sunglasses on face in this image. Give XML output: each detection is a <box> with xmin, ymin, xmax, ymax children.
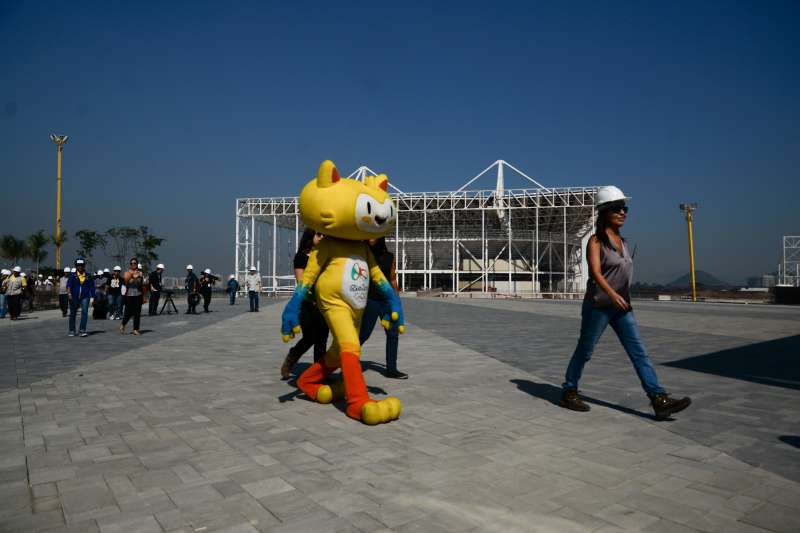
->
<box><xmin>606</xmin><ymin>204</ymin><xmax>629</xmax><ymax>214</ymax></box>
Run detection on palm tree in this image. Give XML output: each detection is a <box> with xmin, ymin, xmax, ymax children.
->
<box><xmin>26</xmin><ymin>230</ymin><xmax>50</xmax><ymax>275</ymax></box>
<box><xmin>0</xmin><ymin>235</ymin><xmax>27</xmax><ymax>265</ymax></box>
<box><xmin>75</xmin><ymin>229</ymin><xmax>107</xmax><ymax>271</ymax></box>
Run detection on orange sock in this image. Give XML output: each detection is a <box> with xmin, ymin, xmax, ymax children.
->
<box><xmin>340</xmin><ymin>351</ymin><xmax>371</xmax><ymax>420</ymax></box>
<box><xmin>297</xmin><ymin>360</ymin><xmax>335</xmax><ymax>400</ymax></box>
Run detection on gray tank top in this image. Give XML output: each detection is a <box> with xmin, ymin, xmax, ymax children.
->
<box><xmin>125</xmin><ymin>272</ymin><xmax>144</xmax><ymax>297</ymax></box>
<box><xmin>585</xmin><ymin>237</ymin><xmax>633</xmax><ymax>307</ymax></box>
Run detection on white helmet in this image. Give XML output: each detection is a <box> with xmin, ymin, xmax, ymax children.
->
<box><xmin>113</xmin><ymin>265</ymin><xmax>122</xmax><ymax>271</ymax></box>
<box><xmin>249</xmin><ymin>266</ymin><xmax>256</xmax><ymax>271</ymax></box>
<box><xmin>38</xmin><ymin>274</ymin><xmax>43</xmax><ymax>278</ymax></box>
<box><xmin>156</xmin><ymin>263</ymin><xmax>165</xmax><ymax>269</ymax></box>
<box><xmin>63</xmin><ymin>267</ymin><xmax>70</xmax><ymax>273</ymax></box>
<box><xmin>229</xmin><ymin>274</ymin><xmax>235</xmax><ymax>279</ymax></box>
<box><xmin>1</xmin><ymin>269</ymin><xmax>9</xmax><ymax>275</ymax></box>
<box><xmin>103</xmin><ymin>268</ymin><xmax>110</xmax><ymax>273</ymax></box>
<box><xmin>596</xmin><ymin>186</ymin><xmax>630</xmax><ymax>209</ymax></box>
<box><xmin>186</xmin><ymin>264</ymin><xmax>193</xmax><ymax>270</ymax></box>
<box><xmin>70</xmin><ymin>268</ymin><xmax>76</xmax><ymax>273</ymax></box>
<box><xmin>21</xmin><ymin>272</ymin><xmax>26</xmax><ymax>277</ymax></box>
<box><xmin>12</xmin><ymin>266</ymin><xmax>21</xmax><ymax>273</ymax></box>
<box><xmin>204</xmin><ymin>268</ymin><xmax>211</xmax><ymax>274</ymax></box>
<box><xmin>47</xmin><ymin>276</ymin><xmax>53</xmax><ymax>280</ymax></box>
<box><xmin>97</xmin><ymin>270</ymin><xmax>103</xmax><ymax>276</ymax></box>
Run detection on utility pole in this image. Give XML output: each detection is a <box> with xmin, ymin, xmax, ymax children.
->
<box><xmin>50</xmin><ymin>134</ymin><xmax>69</xmax><ymax>270</ymax></box>
<box><xmin>679</xmin><ymin>203</ymin><xmax>698</xmax><ymax>302</ymax></box>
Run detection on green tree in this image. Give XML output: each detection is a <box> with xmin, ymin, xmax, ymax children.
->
<box><xmin>0</xmin><ymin>235</ymin><xmax>27</xmax><ymax>265</ymax></box>
<box><xmin>26</xmin><ymin>230</ymin><xmax>49</xmax><ymax>275</ymax></box>
<box><xmin>105</xmin><ymin>226</ymin><xmax>140</xmax><ymax>266</ymax></box>
<box><xmin>134</xmin><ymin>226</ymin><xmax>165</xmax><ymax>272</ymax></box>
<box><xmin>75</xmin><ymin>229</ymin><xmax>107</xmax><ymax>270</ymax></box>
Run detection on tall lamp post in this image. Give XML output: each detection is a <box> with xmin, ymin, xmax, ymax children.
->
<box><xmin>50</xmin><ymin>134</ymin><xmax>69</xmax><ymax>270</ymax></box>
<box><xmin>679</xmin><ymin>203</ymin><xmax>698</xmax><ymax>302</ymax></box>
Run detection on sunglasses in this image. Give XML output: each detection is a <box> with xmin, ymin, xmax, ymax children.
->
<box><xmin>605</xmin><ymin>204</ymin><xmax>629</xmax><ymax>214</ymax></box>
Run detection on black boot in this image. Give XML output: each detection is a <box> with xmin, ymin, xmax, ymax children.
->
<box><xmin>651</xmin><ymin>393</ymin><xmax>691</xmax><ymax>420</ymax></box>
<box><xmin>560</xmin><ymin>389</ymin><xmax>590</xmax><ymax>412</ymax></box>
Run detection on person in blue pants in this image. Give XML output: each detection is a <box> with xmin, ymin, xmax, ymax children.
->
<box><xmin>66</xmin><ymin>258</ymin><xmax>96</xmax><ymax>337</ymax></box>
<box><xmin>358</xmin><ymin>237</ymin><xmax>407</xmax><ymax>379</ymax></box>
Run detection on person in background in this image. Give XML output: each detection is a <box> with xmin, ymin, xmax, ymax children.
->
<box><xmin>2</xmin><ymin>267</ymin><xmax>25</xmax><ymax>320</ymax></box>
<box><xmin>280</xmin><ymin>229</ymin><xmax>329</xmax><ymax>379</ymax></box>
<box><xmin>92</xmin><ymin>270</ymin><xmax>108</xmax><ymax>320</ymax></box>
<box><xmin>185</xmin><ymin>265</ymin><xmax>200</xmax><ymax>314</ymax></box>
<box><xmin>120</xmin><ymin>257</ymin><xmax>144</xmax><ymax>335</ymax></box>
<box><xmin>199</xmin><ymin>268</ymin><xmax>217</xmax><ymax>313</ymax></box>
<box><xmin>67</xmin><ymin>259</ymin><xmax>96</xmax><ymax>337</ymax></box>
<box><xmin>58</xmin><ymin>267</ymin><xmax>70</xmax><ymax>317</ymax></box>
<box><xmin>226</xmin><ymin>275</ymin><xmax>239</xmax><ymax>305</ymax></box>
<box><xmin>245</xmin><ymin>266</ymin><xmax>261</xmax><ymax>312</ymax></box>
<box><xmin>35</xmin><ymin>274</ymin><xmax>44</xmax><ymax>287</ymax></box>
<box><xmin>45</xmin><ymin>276</ymin><xmax>54</xmax><ymax>289</ymax></box>
<box><xmin>358</xmin><ymin>237</ymin><xmax>408</xmax><ymax>379</ymax></box>
<box><xmin>108</xmin><ymin>266</ymin><xmax>123</xmax><ymax>319</ymax></box>
<box><xmin>0</xmin><ymin>269</ymin><xmax>9</xmax><ymax>319</ymax></box>
<box><xmin>559</xmin><ymin>186</ymin><xmax>692</xmax><ymax>420</ymax></box>
<box><xmin>148</xmin><ymin>263</ymin><xmax>164</xmax><ymax>316</ymax></box>
<box><xmin>22</xmin><ymin>273</ymin><xmax>34</xmax><ymax>312</ymax></box>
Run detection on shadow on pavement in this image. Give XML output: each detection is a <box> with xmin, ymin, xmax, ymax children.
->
<box><xmin>510</xmin><ymin>379</ymin><xmax>658</xmax><ymax>421</ymax></box>
<box><xmin>779</xmin><ymin>436</ymin><xmax>800</xmax><ymax>449</ymax></box>
<box><xmin>663</xmin><ymin>335</ymin><xmax>800</xmax><ymax>390</ymax></box>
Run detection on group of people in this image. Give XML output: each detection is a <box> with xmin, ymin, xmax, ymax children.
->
<box><xmin>277</xmin><ymin>229</ymin><xmax>408</xmax><ymax>382</ymax></box>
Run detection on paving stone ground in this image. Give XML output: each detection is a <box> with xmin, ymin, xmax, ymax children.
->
<box><xmin>0</xmin><ymin>297</ymin><xmax>799</xmax><ymax>532</ymax></box>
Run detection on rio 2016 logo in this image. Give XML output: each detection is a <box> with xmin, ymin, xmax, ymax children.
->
<box><xmin>350</xmin><ymin>263</ymin><xmax>368</xmax><ymax>281</ymax></box>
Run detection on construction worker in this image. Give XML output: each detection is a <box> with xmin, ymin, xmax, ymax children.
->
<box><xmin>2</xmin><ymin>267</ymin><xmax>25</xmax><ymax>320</ymax></box>
<box><xmin>185</xmin><ymin>265</ymin><xmax>200</xmax><ymax>314</ymax></box>
<box><xmin>199</xmin><ymin>268</ymin><xmax>217</xmax><ymax>312</ymax></box>
<box><xmin>66</xmin><ymin>259</ymin><xmax>96</xmax><ymax>337</ymax></box>
<box><xmin>226</xmin><ymin>275</ymin><xmax>239</xmax><ymax>305</ymax></box>
<box><xmin>245</xmin><ymin>266</ymin><xmax>261</xmax><ymax>312</ymax></box>
<box><xmin>148</xmin><ymin>263</ymin><xmax>164</xmax><ymax>316</ymax></box>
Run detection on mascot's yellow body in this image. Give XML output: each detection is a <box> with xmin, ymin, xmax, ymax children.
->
<box><xmin>281</xmin><ymin>160</ymin><xmax>405</xmax><ymax>425</ymax></box>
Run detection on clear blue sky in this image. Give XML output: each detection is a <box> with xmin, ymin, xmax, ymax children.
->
<box><xmin>1</xmin><ymin>0</ymin><xmax>797</xmax><ymax>284</ymax></box>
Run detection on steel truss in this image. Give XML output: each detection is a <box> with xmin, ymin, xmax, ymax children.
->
<box><xmin>235</xmin><ymin>160</ymin><xmax>600</xmax><ymax>298</ymax></box>
<box><xmin>780</xmin><ymin>236</ymin><xmax>800</xmax><ymax>287</ymax></box>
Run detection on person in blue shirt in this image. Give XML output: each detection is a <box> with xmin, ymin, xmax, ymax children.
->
<box><xmin>226</xmin><ymin>275</ymin><xmax>239</xmax><ymax>305</ymax></box>
<box><xmin>66</xmin><ymin>258</ymin><xmax>96</xmax><ymax>337</ymax></box>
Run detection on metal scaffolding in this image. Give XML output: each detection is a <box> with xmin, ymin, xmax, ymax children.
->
<box><xmin>780</xmin><ymin>236</ymin><xmax>800</xmax><ymax>287</ymax></box>
<box><xmin>235</xmin><ymin>160</ymin><xmax>600</xmax><ymax>298</ymax></box>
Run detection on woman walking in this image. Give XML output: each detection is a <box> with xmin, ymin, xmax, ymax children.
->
<box><xmin>120</xmin><ymin>257</ymin><xmax>144</xmax><ymax>335</ymax></box>
<box><xmin>560</xmin><ymin>186</ymin><xmax>691</xmax><ymax>420</ymax></box>
<box><xmin>359</xmin><ymin>237</ymin><xmax>407</xmax><ymax>379</ymax></box>
<box><xmin>108</xmin><ymin>266</ymin><xmax>123</xmax><ymax>319</ymax></box>
<box><xmin>280</xmin><ymin>229</ymin><xmax>330</xmax><ymax>379</ymax></box>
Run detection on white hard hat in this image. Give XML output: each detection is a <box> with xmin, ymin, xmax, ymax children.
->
<box><xmin>38</xmin><ymin>274</ymin><xmax>43</xmax><ymax>278</ymax></box>
<box><xmin>97</xmin><ymin>270</ymin><xmax>103</xmax><ymax>276</ymax></box>
<box><xmin>103</xmin><ymin>268</ymin><xmax>110</xmax><ymax>273</ymax></box>
<box><xmin>75</xmin><ymin>258</ymin><xmax>85</xmax><ymax>265</ymax></box>
<box><xmin>1</xmin><ymin>269</ymin><xmax>9</xmax><ymax>275</ymax></box>
<box><xmin>204</xmin><ymin>268</ymin><xmax>211</xmax><ymax>274</ymax></box>
<box><xmin>186</xmin><ymin>264</ymin><xmax>193</xmax><ymax>270</ymax></box>
<box><xmin>229</xmin><ymin>274</ymin><xmax>235</xmax><ymax>279</ymax></box>
<box><xmin>156</xmin><ymin>263</ymin><xmax>165</xmax><ymax>269</ymax></box>
<box><xmin>249</xmin><ymin>266</ymin><xmax>256</xmax><ymax>271</ymax></box>
<box><xmin>47</xmin><ymin>276</ymin><xmax>53</xmax><ymax>280</ymax></box>
<box><xmin>63</xmin><ymin>267</ymin><xmax>70</xmax><ymax>273</ymax></box>
<box><xmin>596</xmin><ymin>186</ymin><xmax>631</xmax><ymax>209</ymax></box>
<box><xmin>12</xmin><ymin>266</ymin><xmax>21</xmax><ymax>273</ymax></box>
<box><xmin>21</xmin><ymin>272</ymin><xmax>26</xmax><ymax>277</ymax></box>
<box><xmin>70</xmin><ymin>268</ymin><xmax>76</xmax><ymax>273</ymax></box>
<box><xmin>113</xmin><ymin>265</ymin><xmax>122</xmax><ymax>271</ymax></box>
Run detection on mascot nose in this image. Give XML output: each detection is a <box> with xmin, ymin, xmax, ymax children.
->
<box><xmin>374</xmin><ymin>215</ymin><xmax>386</xmax><ymax>225</ymax></box>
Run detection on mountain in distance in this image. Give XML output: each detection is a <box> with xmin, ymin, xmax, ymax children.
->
<box><xmin>666</xmin><ymin>270</ymin><xmax>731</xmax><ymax>288</ymax></box>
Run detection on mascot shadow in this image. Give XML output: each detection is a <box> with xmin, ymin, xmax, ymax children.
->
<box><xmin>510</xmin><ymin>379</ymin><xmax>661</xmax><ymax>421</ymax></box>
<box><xmin>278</xmin><ymin>361</ymin><xmax>389</xmax><ymax>412</ymax></box>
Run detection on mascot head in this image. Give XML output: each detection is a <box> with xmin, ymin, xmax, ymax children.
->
<box><xmin>299</xmin><ymin>160</ymin><xmax>397</xmax><ymax>241</ymax></box>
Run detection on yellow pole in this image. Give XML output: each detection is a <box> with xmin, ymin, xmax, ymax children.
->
<box><xmin>686</xmin><ymin>208</ymin><xmax>697</xmax><ymax>302</ymax></box>
<box><xmin>55</xmin><ymin>144</ymin><xmax>63</xmax><ymax>270</ymax></box>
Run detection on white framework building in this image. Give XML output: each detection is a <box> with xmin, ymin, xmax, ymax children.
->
<box><xmin>780</xmin><ymin>235</ymin><xmax>800</xmax><ymax>287</ymax></box>
<box><xmin>235</xmin><ymin>160</ymin><xmax>600</xmax><ymax>297</ymax></box>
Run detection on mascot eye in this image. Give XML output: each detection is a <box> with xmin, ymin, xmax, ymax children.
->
<box><xmin>367</xmin><ymin>202</ymin><xmax>372</xmax><ymax>215</ymax></box>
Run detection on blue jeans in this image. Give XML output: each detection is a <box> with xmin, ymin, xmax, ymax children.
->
<box><xmin>359</xmin><ymin>298</ymin><xmax>399</xmax><ymax>372</ymax></box>
<box><xmin>248</xmin><ymin>291</ymin><xmax>259</xmax><ymax>311</ymax></box>
<box><xmin>0</xmin><ymin>293</ymin><xmax>6</xmax><ymax>318</ymax></box>
<box><xmin>69</xmin><ymin>297</ymin><xmax>90</xmax><ymax>334</ymax></box>
<box><xmin>229</xmin><ymin>291</ymin><xmax>236</xmax><ymax>305</ymax></box>
<box><xmin>108</xmin><ymin>293</ymin><xmax>122</xmax><ymax>318</ymax></box>
<box><xmin>563</xmin><ymin>300</ymin><xmax>665</xmax><ymax>396</ymax></box>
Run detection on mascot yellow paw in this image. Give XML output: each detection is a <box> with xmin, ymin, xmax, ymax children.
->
<box><xmin>361</xmin><ymin>402</ymin><xmax>382</xmax><ymax>425</ymax></box>
<box><xmin>292</xmin><ymin>325</ymin><xmax>301</xmax><ymax>334</ymax></box>
<box><xmin>361</xmin><ymin>398</ymin><xmax>402</xmax><ymax>425</ymax></box>
<box><xmin>397</xmin><ymin>325</ymin><xmax>406</xmax><ymax>334</ymax></box>
<box><xmin>281</xmin><ymin>335</ymin><xmax>291</xmax><ymax>343</ymax></box>
<box><xmin>391</xmin><ymin>311</ymin><xmax>399</xmax><ymax>321</ymax></box>
<box><xmin>385</xmin><ymin>397</ymin><xmax>402</xmax><ymax>420</ymax></box>
<box><xmin>316</xmin><ymin>385</ymin><xmax>333</xmax><ymax>404</ymax></box>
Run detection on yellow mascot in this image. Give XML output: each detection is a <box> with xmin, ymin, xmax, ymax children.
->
<box><xmin>281</xmin><ymin>160</ymin><xmax>405</xmax><ymax>425</ymax></box>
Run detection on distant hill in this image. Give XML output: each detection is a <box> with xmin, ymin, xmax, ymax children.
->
<box><xmin>666</xmin><ymin>270</ymin><xmax>731</xmax><ymax>288</ymax></box>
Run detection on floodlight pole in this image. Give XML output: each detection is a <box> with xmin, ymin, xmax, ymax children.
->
<box><xmin>680</xmin><ymin>203</ymin><xmax>698</xmax><ymax>302</ymax></box>
<box><xmin>50</xmin><ymin>134</ymin><xmax>68</xmax><ymax>270</ymax></box>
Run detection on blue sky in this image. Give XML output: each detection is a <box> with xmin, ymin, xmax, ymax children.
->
<box><xmin>1</xmin><ymin>0</ymin><xmax>797</xmax><ymax>283</ymax></box>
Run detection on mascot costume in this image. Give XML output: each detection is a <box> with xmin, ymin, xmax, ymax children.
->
<box><xmin>281</xmin><ymin>160</ymin><xmax>405</xmax><ymax>425</ymax></box>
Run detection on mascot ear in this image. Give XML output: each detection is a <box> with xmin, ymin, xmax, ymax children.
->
<box><xmin>316</xmin><ymin>160</ymin><xmax>340</xmax><ymax>189</ymax></box>
<box><xmin>376</xmin><ymin>174</ymin><xmax>389</xmax><ymax>192</ymax></box>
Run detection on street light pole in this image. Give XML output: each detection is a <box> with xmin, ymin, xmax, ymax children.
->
<box><xmin>679</xmin><ymin>203</ymin><xmax>698</xmax><ymax>302</ymax></box>
<box><xmin>50</xmin><ymin>134</ymin><xmax>69</xmax><ymax>270</ymax></box>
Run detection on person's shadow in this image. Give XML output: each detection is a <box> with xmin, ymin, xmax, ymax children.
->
<box><xmin>510</xmin><ymin>379</ymin><xmax>660</xmax><ymax>421</ymax></box>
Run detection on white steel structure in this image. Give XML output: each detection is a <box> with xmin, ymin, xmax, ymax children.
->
<box><xmin>779</xmin><ymin>236</ymin><xmax>800</xmax><ymax>287</ymax></box>
<box><xmin>235</xmin><ymin>160</ymin><xmax>600</xmax><ymax>298</ymax></box>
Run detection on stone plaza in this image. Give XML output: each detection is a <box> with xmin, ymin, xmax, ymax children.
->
<box><xmin>0</xmin><ymin>297</ymin><xmax>798</xmax><ymax>532</ymax></box>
